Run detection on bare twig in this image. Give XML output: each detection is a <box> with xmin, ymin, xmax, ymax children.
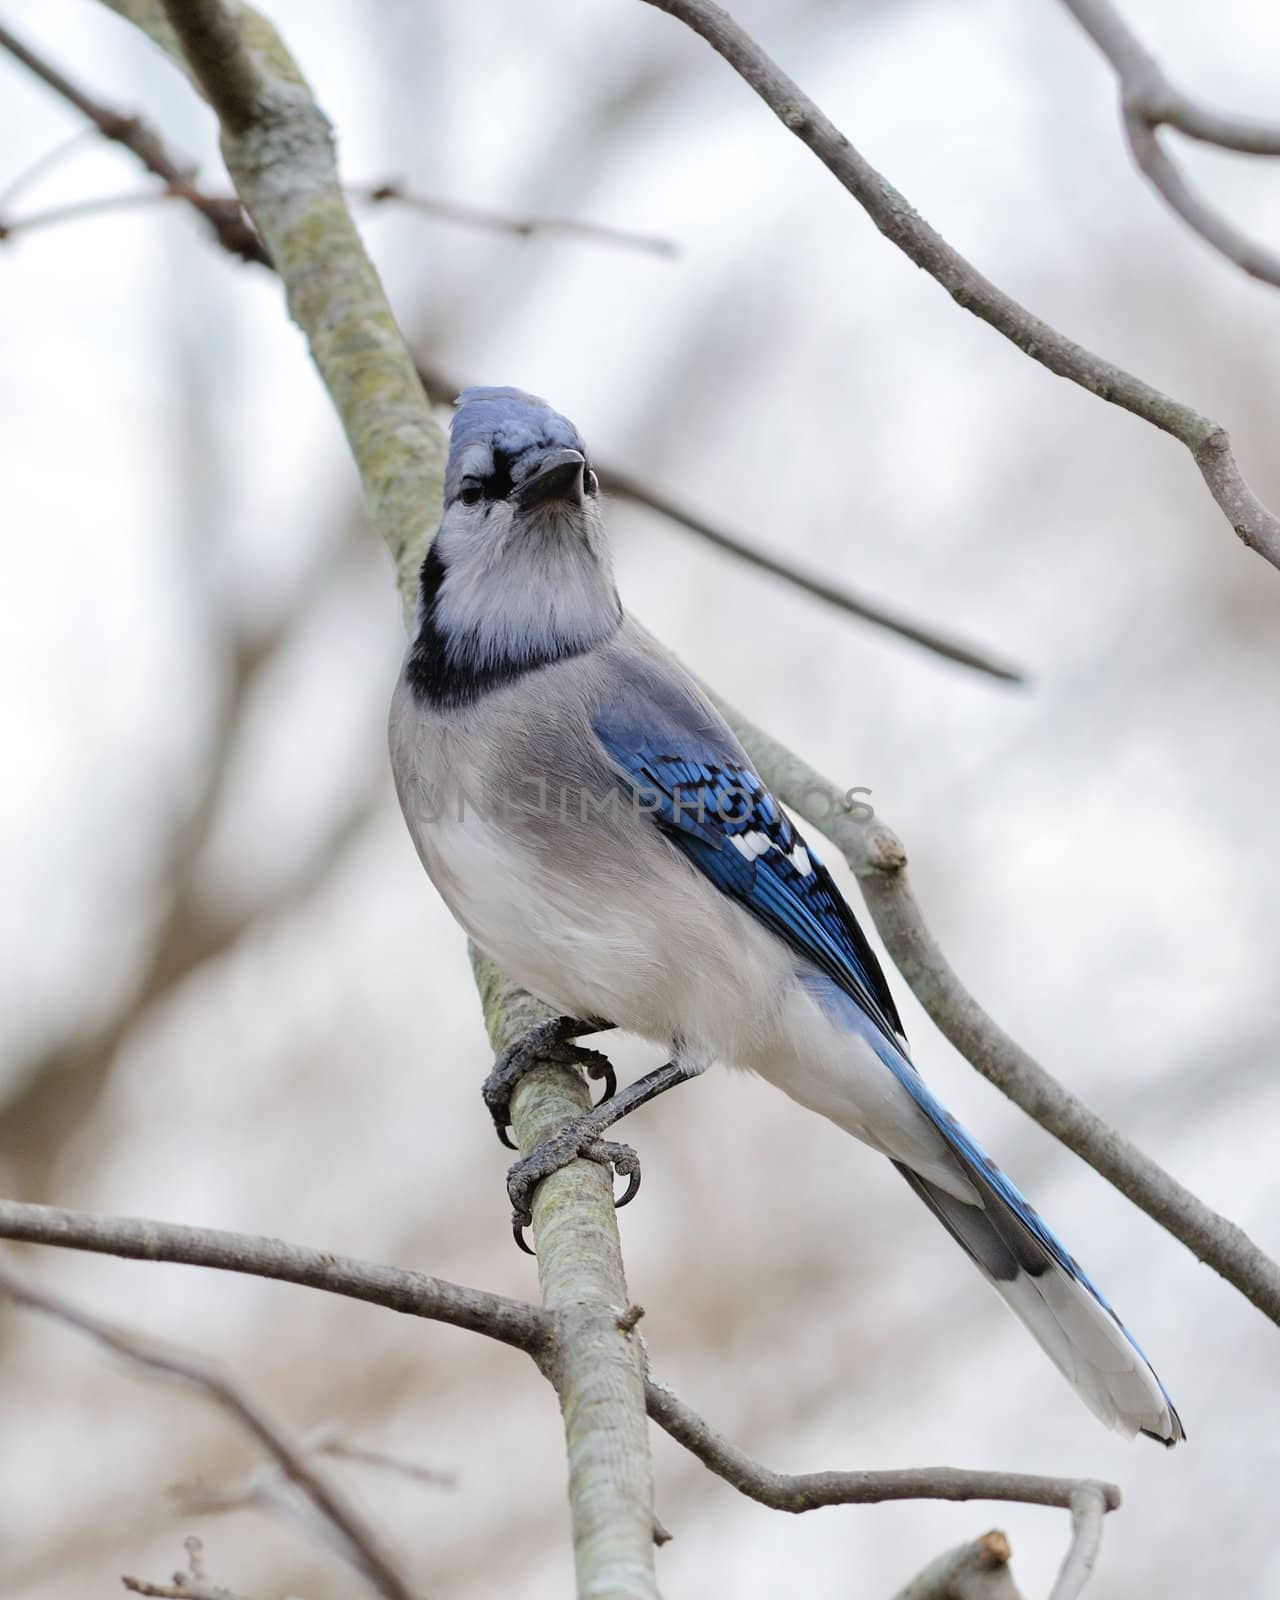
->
<box><xmin>123</xmin><ymin>1579</ymin><xmax>251</xmax><ymax>1600</ymax></box>
<box><xmin>0</xmin><ymin>1199</ymin><xmax>1124</xmax><ymax>1535</ymax></box>
<box><xmin>891</xmin><ymin>1530</ymin><xmax>1022</xmax><ymax>1600</ymax></box>
<box><xmin>0</xmin><ymin>18</ymin><xmax>267</xmax><ymax>264</ymax></box>
<box><xmin>1057</xmin><ymin>0</ymin><xmax>1280</xmax><ymax>286</ymax></box>
<box><xmin>123</xmin><ymin>1534</ymin><xmax>257</xmax><ymax>1599</ymax></box>
<box><xmin>0</xmin><ymin>186</ymin><xmax>172</xmax><ymax>239</ymax></box>
<box><xmin>0</xmin><ymin>1265</ymin><xmax>419</xmax><ymax>1600</ymax></box>
<box><xmin>0</xmin><ymin>176</ymin><xmax>678</xmax><ymax>261</ymax></box>
<box><xmin>1058</xmin><ymin>0</ymin><xmax>1280</xmax><ymax>154</ymax></box>
<box><xmin>1048</xmin><ymin>1488</ymin><xmax>1107</xmax><ymax>1600</ymax></box>
<box><xmin>355</xmin><ymin>179</ymin><xmax>677</xmax><ymax>256</ymax></box>
<box><xmin>604</xmin><ymin>466</ymin><xmax>1026</xmax><ymax>682</ymax></box>
<box><xmin>639</xmin><ymin>0</ymin><xmax>1280</xmax><ymax>568</ymax></box>
<box><xmin>0</xmin><ymin>27</ymin><xmax>1023</xmax><ymax>686</ymax></box>
<box><xmin>717</xmin><ymin>701</ymin><xmax>1280</xmax><ymax>1326</ymax></box>
<box><xmin>310</xmin><ymin>1433</ymin><xmax>457</xmax><ymax>1491</ymax></box>
<box><xmin>642</xmin><ymin>1376</ymin><xmax>1119</xmax><ymax>1516</ymax></box>
<box><xmin>0</xmin><ymin>1200</ymin><xmax>549</xmax><ymax>1349</ymax></box>
<box><xmin>1120</xmin><ymin>112</ymin><xmax>1280</xmax><ymax>288</ymax></box>
<box><xmin>0</xmin><ymin>126</ymin><xmax>99</xmax><ymax>208</ymax></box>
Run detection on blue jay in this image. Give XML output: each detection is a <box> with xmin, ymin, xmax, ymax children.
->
<box><xmin>389</xmin><ymin>386</ymin><xmax>1183</xmax><ymax>1446</ymax></box>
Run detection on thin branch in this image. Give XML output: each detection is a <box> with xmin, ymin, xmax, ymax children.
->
<box><xmin>1054</xmin><ymin>0</ymin><xmax>1280</xmax><ymax>287</ymax></box>
<box><xmin>1120</xmin><ymin>110</ymin><xmax>1280</xmax><ymax>287</ymax></box>
<box><xmin>0</xmin><ymin>176</ymin><xmax>678</xmax><ymax>262</ymax></box>
<box><xmin>605</xmin><ymin>466</ymin><xmax>1026</xmax><ymax>682</ymax></box>
<box><xmin>0</xmin><ymin>1197</ymin><xmax>1129</xmax><ymax>1534</ymax></box>
<box><xmin>0</xmin><ymin>186</ymin><xmax>172</xmax><ymax>239</ymax></box>
<box><xmin>890</xmin><ymin>1530</ymin><xmax>1022</xmax><ymax>1600</ymax></box>
<box><xmin>0</xmin><ymin>1264</ymin><xmax>419</xmax><ymax>1600</ymax></box>
<box><xmin>1058</xmin><ymin>0</ymin><xmax>1280</xmax><ymax>155</ymax></box>
<box><xmin>0</xmin><ymin>126</ymin><xmax>99</xmax><ymax>208</ymax></box>
<box><xmin>123</xmin><ymin>1579</ymin><xmax>254</xmax><ymax>1600</ymax></box>
<box><xmin>642</xmin><ymin>1377</ymin><xmax>1118</xmax><ymax>1515</ymax></box>
<box><xmin>0</xmin><ymin>28</ymin><xmax>1024</xmax><ymax>687</ymax></box>
<box><xmin>111</xmin><ymin>0</ymin><xmax>445</xmax><ymax>599</ymax></box>
<box><xmin>639</xmin><ymin>0</ymin><xmax>1280</xmax><ymax>568</ymax></box>
<box><xmin>124</xmin><ymin>1535</ymin><xmax>259</xmax><ymax>1600</ymax></box>
<box><xmin>0</xmin><ymin>1199</ymin><xmax>550</xmax><ymax>1350</ymax></box>
<box><xmin>716</xmin><ymin>698</ymin><xmax>1280</xmax><ymax>1327</ymax></box>
<box><xmin>0</xmin><ymin>17</ymin><xmax>267</xmax><ymax>264</ymax></box>
<box><xmin>308</xmin><ymin>1431</ymin><xmax>457</xmax><ymax>1492</ymax></box>
<box><xmin>355</xmin><ymin>179</ymin><xmax>677</xmax><ymax>257</ymax></box>
<box><xmin>1048</xmin><ymin>1488</ymin><xmax>1106</xmax><ymax>1600</ymax></box>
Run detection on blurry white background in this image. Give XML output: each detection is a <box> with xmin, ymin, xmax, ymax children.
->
<box><xmin>1</xmin><ymin>1</ymin><xmax>1278</xmax><ymax>1594</ymax></box>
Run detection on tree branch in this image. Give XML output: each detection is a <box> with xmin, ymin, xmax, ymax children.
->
<box><xmin>890</xmin><ymin>1530</ymin><xmax>1022</xmax><ymax>1600</ymax></box>
<box><xmin>0</xmin><ymin>1198</ymin><xmax>1123</xmax><ymax>1547</ymax></box>
<box><xmin>1050</xmin><ymin>1489</ymin><xmax>1106</xmax><ymax>1600</ymax></box>
<box><xmin>0</xmin><ymin>1264</ymin><xmax>419</xmax><ymax>1600</ymax></box>
<box><xmin>639</xmin><ymin>0</ymin><xmax>1280</xmax><ymax>569</ymax></box>
<box><xmin>102</xmin><ymin>0</ymin><xmax>445</xmax><ymax>602</ymax></box>
<box><xmin>152</xmin><ymin>0</ymin><xmax>262</xmax><ymax>135</ymax></box>
<box><xmin>642</xmin><ymin>1377</ymin><xmax>1118</xmax><ymax>1516</ymax></box>
<box><xmin>1120</xmin><ymin>110</ymin><xmax>1280</xmax><ymax>289</ymax></box>
<box><xmin>470</xmin><ymin>951</ymin><xmax>660</xmax><ymax>1599</ymax></box>
<box><xmin>0</xmin><ymin>21</ymin><xmax>1027</xmax><ymax>687</ymax></box>
<box><xmin>0</xmin><ymin>17</ymin><xmax>267</xmax><ymax>263</ymax></box>
<box><xmin>356</xmin><ymin>179</ymin><xmax>677</xmax><ymax>256</ymax></box>
<box><xmin>601</xmin><ymin>465</ymin><xmax>1026</xmax><ymax>683</ymax></box>
<box><xmin>0</xmin><ymin>1198</ymin><xmax>549</xmax><ymax>1348</ymax></box>
<box><xmin>1057</xmin><ymin>0</ymin><xmax>1280</xmax><ymax>154</ymax></box>
<box><xmin>89</xmin><ymin>7</ymin><xmax>664</xmax><ymax>1592</ymax></box>
<box><xmin>1055</xmin><ymin>0</ymin><xmax>1280</xmax><ymax>287</ymax></box>
<box><xmin>715</xmin><ymin>697</ymin><xmax>1280</xmax><ymax>1326</ymax></box>
<box><xmin>124</xmin><ymin>1536</ymin><xmax>260</xmax><ymax>1600</ymax></box>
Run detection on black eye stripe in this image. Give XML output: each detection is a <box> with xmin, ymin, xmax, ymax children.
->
<box><xmin>485</xmin><ymin>450</ymin><xmax>514</xmax><ymax>500</ymax></box>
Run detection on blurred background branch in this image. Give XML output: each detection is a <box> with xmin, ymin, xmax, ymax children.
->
<box><xmin>722</xmin><ymin>702</ymin><xmax>1280</xmax><ymax>1328</ymax></box>
<box><xmin>891</xmin><ymin>1530</ymin><xmax>1021</xmax><ymax>1600</ymax></box>
<box><xmin>0</xmin><ymin>1194</ymin><xmax>1124</xmax><ymax>1587</ymax></box>
<box><xmin>641</xmin><ymin>0</ymin><xmax>1280</xmax><ymax>568</ymax></box>
<box><xmin>0</xmin><ymin>16</ymin><xmax>1029</xmax><ymax>686</ymax></box>
<box><xmin>0</xmin><ymin>1264</ymin><xmax>420</xmax><ymax>1600</ymax></box>
<box><xmin>1058</xmin><ymin>0</ymin><xmax>1280</xmax><ymax>286</ymax></box>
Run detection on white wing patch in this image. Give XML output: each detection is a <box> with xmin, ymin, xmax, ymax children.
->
<box><xmin>728</xmin><ymin>832</ymin><xmax>812</xmax><ymax>875</ymax></box>
<box><xmin>729</xmin><ymin>829</ymin><xmax>772</xmax><ymax>861</ymax></box>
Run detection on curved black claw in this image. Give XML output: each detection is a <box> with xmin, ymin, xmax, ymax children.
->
<box><xmin>507</xmin><ymin>1126</ymin><xmax>642</xmax><ymax>1253</ymax></box>
<box><xmin>483</xmin><ymin>1018</ymin><xmax>616</xmax><ymax>1150</ymax></box>
<box><xmin>586</xmin><ymin>1056</ymin><xmax>617</xmax><ymax>1108</ymax></box>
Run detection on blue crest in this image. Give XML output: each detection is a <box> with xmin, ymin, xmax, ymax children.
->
<box><xmin>446</xmin><ymin>387</ymin><xmax>586</xmax><ymax>501</ymax></box>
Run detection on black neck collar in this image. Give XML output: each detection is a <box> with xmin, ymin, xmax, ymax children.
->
<box><xmin>405</xmin><ymin>545</ymin><xmax>618</xmax><ymax>710</ymax></box>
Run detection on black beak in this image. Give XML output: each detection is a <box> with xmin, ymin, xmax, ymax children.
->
<box><xmin>517</xmin><ymin>447</ymin><xmax>585</xmax><ymax>509</ymax></box>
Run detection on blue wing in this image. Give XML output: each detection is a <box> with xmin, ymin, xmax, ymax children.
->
<box><xmin>591</xmin><ymin>665</ymin><xmax>905</xmax><ymax>1050</ymax></box>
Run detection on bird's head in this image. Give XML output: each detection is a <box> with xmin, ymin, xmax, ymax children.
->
<box><xmin>408</xmin><ymin>388</ymin><xmax>621</xmax><ymax>705</ymax></box>
<box><xmin>439</xmin><ymin>385</ymin><xmax>604</xmax><ymax>559</ymax></box>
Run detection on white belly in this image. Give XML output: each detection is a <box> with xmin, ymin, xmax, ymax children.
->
<box><xmin>416</xmin><ymin>798</ymin><xmax>788</xmax><ymax>1059</ymax></box>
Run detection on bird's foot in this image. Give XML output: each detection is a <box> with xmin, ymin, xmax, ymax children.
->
<box><xmin>482</xmin><ymin>1015</ymin><xmax>615</xmax><ymax>1150</ymax></box>
<box><xmin>507</xmin><ymin>1123</ymin><xmax>642</xmax><ymax>1255</ymax></box>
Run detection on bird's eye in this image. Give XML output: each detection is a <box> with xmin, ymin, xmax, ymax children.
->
<box><xmin>584</xmin><ymin>467</ymin><xmax>599</xmax><ymax>496</ymax></box>
<box><xmin>459</xmin><ymin>479</ymin><xmax>483</xmax><ymax>506</ymax></box>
